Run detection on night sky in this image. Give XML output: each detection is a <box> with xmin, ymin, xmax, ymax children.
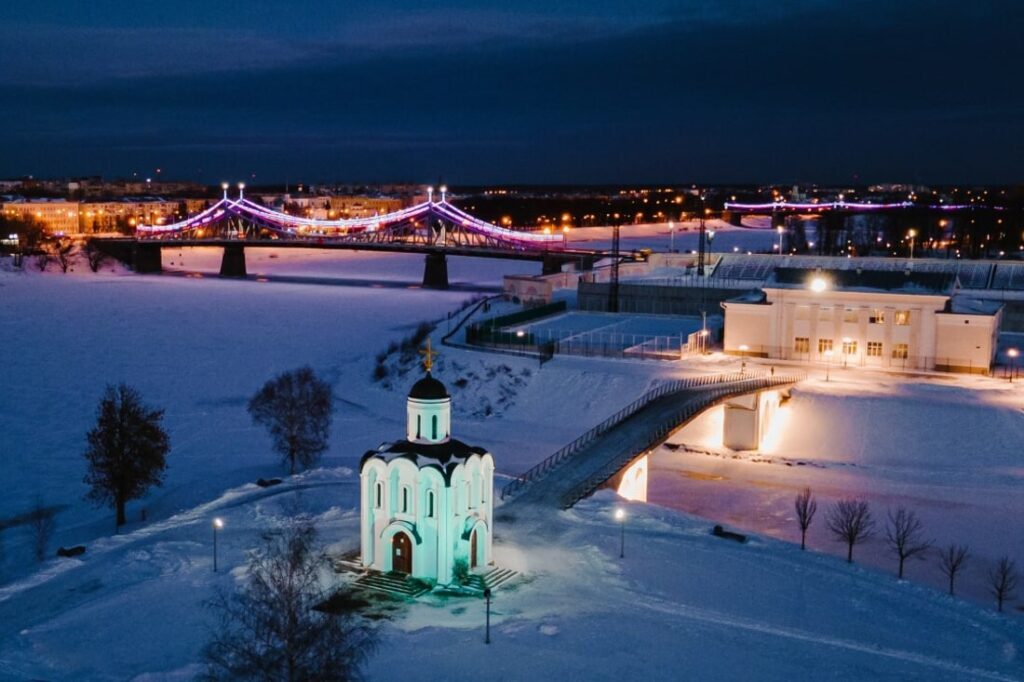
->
<box><xmin>0</xmin><ymin>0</ymin><xmax>1021</xmax><ymax>185</ymax></box>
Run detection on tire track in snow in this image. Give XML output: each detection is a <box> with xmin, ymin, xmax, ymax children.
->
<box><xmin>638</xmin><ymin>595</ymin><xmax>1022</xmax><ymax>681</ymax></box>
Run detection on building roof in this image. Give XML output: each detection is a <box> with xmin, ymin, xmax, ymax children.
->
<box><xmin>408</xmin><ymin>372</ymin><xmax>449</xmax><ymax>400</ymax></box>
<box><xmin>360</xmin><ymin>438</ymin><xmax>489</xmax><ymax>484</ymax></box>
<box><xmin>946</xmin><ymin>297</ymin><xmax>1003</xmax><ymax>316</ymax></box>
<box><xmin>767</xmin><ymin>267</ymin><xmax>956</xmax><ymax>295</ymax></box>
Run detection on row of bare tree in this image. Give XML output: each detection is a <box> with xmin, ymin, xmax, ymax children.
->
<box><xmin>795</xmin><ymin>488</ymin><xmax>1019</xmax><ymax>612</ymax></box>
<box><xmin>31</xmin><ymin>240</ymin><xmax>110</xmax><ymax>273</ymax></box>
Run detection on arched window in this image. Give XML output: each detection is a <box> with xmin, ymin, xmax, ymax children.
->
<box><xmin>426</xmin><ymin>490</ymin><xmax>435</xmax><ymax>518</ymax></box>
<box><xmin>401</xmin><ymin>486</ymin><xmax>409</xmax><ymax>513</ymax></box>
<box><xmin>431</xmin><ymin>415</ymin><xmax>438</xmax><ymax>440</ymax></box>
<box><xmin>374</xmin><ymin>482</ymin><xmax>383</xmax><ymax>509</ymax></box>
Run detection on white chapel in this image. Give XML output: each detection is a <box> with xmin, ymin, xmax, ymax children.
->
<box><xmin>359</xmin><ymin>346</ymin><xmax>495</xmax><ymax>585</ymax></box>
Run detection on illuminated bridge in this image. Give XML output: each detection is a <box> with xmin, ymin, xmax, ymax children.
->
<box><xmin>95</xmin><ymin>186</ymin><xmax>603</xmax><ymax>288</ymax></box>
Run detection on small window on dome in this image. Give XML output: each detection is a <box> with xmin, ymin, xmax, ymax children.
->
<box><xmin>432</xmin><ymin>415</ymin><xmax>438</xmax><ymax>440</ymax></box>
<box><xmin>416</xmin><ymin>415</ymin><xmax>421</xmax><ymax>439</ymax></box>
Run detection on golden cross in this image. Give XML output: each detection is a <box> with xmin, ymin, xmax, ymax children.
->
<box><xmin>419</xmin><ymin>338</ymin><xmax>438</xmax><ymax>372</ymax></box>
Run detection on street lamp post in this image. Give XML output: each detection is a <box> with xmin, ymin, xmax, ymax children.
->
<box><xmin>483</xmin><ymin>588</ymin><xmax>492</xmax><ymax>644</ymax></box>
<box><xmin>615</xmin><ymin>508</ymin><xmax>626</xmax><ymax>558</ymax></box>
<box><xmin>777</xmin><ymin>224</ymin><xmax>784</xmax><ymax>255</ymax></box>
<box><xmin>669</xmin><ymin>220</ymin><xmax>675</xmax><ymax>253</ymax></box>
<box><xmin>213</xmin><ymin>517</ymin><xmax>224</xmax><ymax>572</ymax></box>
<box><xmin>908</xmin><ymin>229</ymin><xmax>917</xmax><ymax>260</ymax></box>
<box><xmin>739</xmin><ymin>344</ymin><xmax>749</xmax><ymax>374</ymax></box>
<box><xmin>1008</xmin><ymin>348</ymin><xmax>1019</xmax><ymax>382</ymax></box>
<box><xmin>824</xmin><ymin>349</ymin><xmax>833</xmax><ymax>382</ymax></box>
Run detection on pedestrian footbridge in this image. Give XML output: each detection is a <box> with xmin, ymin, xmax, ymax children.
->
<box><xmin>500</xmin><ymin>370</ymin><xmax>802</xmax><ymax>509</ymax></box>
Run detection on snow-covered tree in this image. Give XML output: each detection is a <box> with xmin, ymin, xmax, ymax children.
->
<box><xmin>826</xmin><ymin>498</ymin><xmax>874</xmax><ymax>563</ymax></box>
<box><xmin>884</xmin><ymin>507</ymin><xmax>931</xmax><ymax>579</ymax></box>
<box><xmin>794</xmin><ymin>487</ymin><xmax>817</xmax><ymax>551</ymax></box>
<box><xmin>248</xmin><ymin>367</ymin><xmax>333</xmax><ymax>475</ymax></box>
<box><xmin>83</xmin><ymin>384</ymin><xmax>170</xmax><ymax>528</ymax></box>
<box><xmin>201</xmin><ymin>516</ymin><xmax>376</xmax><ymax>681</ymax></box>
<box><xmin>28</xmin><ymin>498</ymin><xmax>56</xmax><ymax>563</ymax></box>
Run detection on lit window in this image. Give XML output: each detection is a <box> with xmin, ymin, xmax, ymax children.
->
<box><xmin>843</xmin><ymin>340</ymin><xmax>857</xmax><ymax>355</ymax></box>
<box><xmin>892</xmin><ymin>343</ymin><xmax>909</xmax><ymax>360</ymax></box>
<box><xmin>818</xmin><ymin>338</ymin><xmax>833</xmax><ymax>354</ymax></box>
<box><xmin>794</xmin><ymin>337</ymin><xmax>809</xmax><ymax>354</ymax></box>
<box><xmin>869</xmin><ymin>309</ymin><xmax>885</xmax><ymax>324</ymax></box>
<box><xmin>843</xmin><ymin>308</ymin><xmax>859</xmax><ymax>323</ymax></box>
<box><xmin>894</xmin><ymin>310</ymin><xmax>911</xmax><ymax>326</ymax></box>
<box><xmin>867</xmin><ymin>342</ymin><xmax>883</xmax><ymax>357</ymax></box>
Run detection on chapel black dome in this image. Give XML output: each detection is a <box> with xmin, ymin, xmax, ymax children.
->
<box><xmin>408</xmin><ymin>372</ymin><xmax>449</xmax><ymax>400</ymax></box>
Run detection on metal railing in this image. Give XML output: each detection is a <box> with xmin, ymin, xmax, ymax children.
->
<box><xmin>500</xmin><ymin>370</ymin><xmax>803</xmax><ymax>501</ymax></box>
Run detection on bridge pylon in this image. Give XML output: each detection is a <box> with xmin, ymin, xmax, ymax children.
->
<box><xmin>219</xmin><ymin>243</ymin><xmax>247</xmax><ymax>278</ymax></box>
<box><xmin>132</xmin><ymin>243</ymin><xmax>162</xmax><ymax>274</ymax></box>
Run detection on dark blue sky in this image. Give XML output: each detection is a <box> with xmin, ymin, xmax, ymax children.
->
<box><xmin>0</xmin><ymin>0</ymin><xmax>1021</xmax><ymax>185</ymax></box>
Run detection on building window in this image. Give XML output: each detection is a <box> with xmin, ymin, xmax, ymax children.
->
<box><xmin>416</xmin><ymin>415</ymin><xmax>421</xmax><ymax>439</ymax></box>
<box><xmin>892</xmin><ymin>343</ymin><xmax>909</xmax><ymax>360</ymax></box>
<box><xmin>869</xmin><ymin>309</ymin><xmax>885</xmax><ymax>324</ymax></box>
<box><xmin>431</xmin><ymin>415</ymin><xmax>438</xmax><ymax>440</ymax></box>
<box><xmin>401</xmin><ymin>486</ymin><xmax>409</xmax><ymax>513</ymax></box>
<box><xmin>894</xmin><ymin>310</ymin><xmax>911</xmax><ymax>326</ymax></box>
<box><xmin>818</xmin><ymin>338</ymin><xmax>833</xmax><ymax>354</ymax></box>
<box><xmin>426</xmin><ymin>490</ymin><xmax>435</xmax><ymax>518</ymax></box>
<box><xmin>842</xmin><ymin>339</ymin><xmax>857</xmax><ymax>356</ymax></box>
<box><xmin>374</xmin><ymin>482</ymin><xmax>383</xmax><ymax>509</ymax></box>
<box><xmin>819</xmin><ymin>306</ymin><xmax>833</xmax><ymax>321</ymax></box>
<box><xmin>867</xmin><ymin>341</ymin><xmax>883</xmax><ymax>357</ymax></box>
<box><xmin>794</xmin><ymin>337</ymin><xmax>809</xmax><ymax>354</ymax></box>
<box><xmin>843</xmin><ymin>308</ymin><xmax>859</xmax><ymax>323</ymax></box>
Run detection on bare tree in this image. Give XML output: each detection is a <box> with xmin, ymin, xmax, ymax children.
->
<box><xmin>83</xmin><ymin>241</ymin><xmax>109</xmax><ymax>272</ymax></box>
<box><xmin>201</xmin><ymin>516</ymin><xmax>376</xmax><ymax>680</ymax></box>
<box><xmin>27</xmin><ymin>499</ymin><xmax>56</xmax><ymax>563</ymax></box>
<box><xmin>884</xmin><ymin>507</ymin><xmax>931</xmax><ymax>579</ymax></box>
<box><xmin>248</xmin><ymin>366</ymin><xmax>334</xmax><ymax>475</ymax></box>
<box><xmin>54</xmin><ymin>240</ymin><xmax>76</xmax><ymax>273</ymax></box>
<box><xmin>826</xmin><ymin>498</ymin><xmax>874</xmax><ymax>563</ymax></box>
<box><xmin>987</xmin><ymin>556</ymin><xmax>1019</xmax><ymax>612</ymax></box>
<box><xmin>937</xmin><ymin>544</ymin><xmax>970</xmax><ymax>596</ymax></box>
<box><xmin>34</xmin><ymin>250</ymin><xmax>52</xmax><ymax>272</ymax></box>
<box><xmin>84</xmin><ymin>384</ymin><xmax>171</xmax><ymax>528</ymax></box>
<box><xmin>794</xmin><ymin>487</ymin><xmax>817</xmax><ymax>550</ymax></box>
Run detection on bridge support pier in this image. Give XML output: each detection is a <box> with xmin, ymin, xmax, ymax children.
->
<box><xmin>422</xmin><ymin>252</ymin><xmax>449</xmax><ymax>289</ymax></box>
<box><xmin>541</xmin><ymin>255</ymin><xmax>563</xmax><ymax>276</ymax></box>
<box><xmin>132</xmin><ymin>243</ymin><xmax>162</xmax><ymax>274</ymax></box>
<box><xmin>771</xmin><ymin>212</ymin><xmax>786</xmax><ymax>231</ymax></box>
<box><xmin>607</xmin><ymin>454</ymin><xmax>648</xmax><ymax>503</ymax></box>
<box><xmin>723</xmin><ymin>210</ymin><xmax>743</xmax><ymax>227</ymax></box>
<box><xmin>219</xmin><ymin>243</ymin><xmax>247</xmax><ymax>278</ymax></box>
<box><xmin>723</xmin><ymin>389</ymin><xmax>781</xmax><ymax>450</ymax></box>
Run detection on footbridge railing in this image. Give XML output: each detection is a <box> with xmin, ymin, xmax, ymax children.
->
<box><xmin>500</xmin><ymin>370</ymin><xmax>804</xmax><ymax>505</ymax></box>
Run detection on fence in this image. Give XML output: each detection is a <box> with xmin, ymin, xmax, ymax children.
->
<box><xmin>500</xmin><ymin>370</ymin><xmax>803</xmax><ymax>501</ymax></box>
<box><xmin>465</xmin><ymin>300</ymin><xmax>567</xmax><ymax>347</ymax></box>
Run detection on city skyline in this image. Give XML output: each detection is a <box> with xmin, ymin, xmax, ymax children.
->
<box><xmin>1</xmin><ymin>0</ymin><xmax>1022</xmax><ymax>185</ymax></box>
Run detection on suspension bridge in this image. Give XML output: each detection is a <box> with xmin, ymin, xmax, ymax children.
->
<box><xmin>93</xmin><ymin>186</ymin><xmax>604</xmax><ymax>288</ymax></box>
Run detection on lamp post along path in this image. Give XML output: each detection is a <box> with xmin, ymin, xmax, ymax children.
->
<box><xmin>212</xmin><ymin>517</ymin><xmax>224</xmax><ymax>572</ymax></box>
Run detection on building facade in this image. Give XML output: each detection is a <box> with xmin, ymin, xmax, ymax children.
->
<box><xmin>723</xmin><ymin>268</ymin><xmax>1002</xmax><ymax>374</ymax></box>
<box><xmin>360</xmin><ymin>369</ymin><xmax>494</xmax><ymax>584</ymax></box>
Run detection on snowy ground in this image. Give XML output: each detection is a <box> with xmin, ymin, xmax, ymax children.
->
<box><xmin>2</xmin><ymin>237</ymin><xmax>1023</xmax><ymax>679</ymax></box>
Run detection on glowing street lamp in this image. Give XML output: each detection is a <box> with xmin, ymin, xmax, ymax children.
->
<box><xmin>810</xmin><ymin>277</ymin><xmax>827</xmax><ymax>293</ymax></box>
<box><xmin>668</xmin><ymin>220</ymin><xmax>675</xmax><ymax>253</ymax></box>
<box><xmin>907</xmin><ymin>229</ymin><xmax>917</xmax><ymax>260</ymax></box>
<box><xmin>615</xmin><ymin>508</ymin><xmax>626</xmax><ymax>558</ymax></box>
<box><xmin>221</xmin><ymin>182</ymin><xmax>229</xmax><ymax>199</ymax></box>
<box><xmin>1008</xmin><ymin>348</ymin><xmax>1019</xmax><ymax>383</ymax></box>
<box><xmin>777</xmin><ymin>224</ymin><xmax>784</xmax><ymax>255</ymax></box>
<box><xmin>213</xmin><ymin>517</ymin><xmax>224</xmax><ymax>572</ymax></box>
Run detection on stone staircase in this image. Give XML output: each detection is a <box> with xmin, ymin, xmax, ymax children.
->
<box><xmin>353</xmin><ymin>571</ymin><xmax>430</xmax><ymax>599</ymax></box>
<box><xmin>464</xmin><ymin>565</ymin><xmax>519</xmax><ymax>594</ymax></box>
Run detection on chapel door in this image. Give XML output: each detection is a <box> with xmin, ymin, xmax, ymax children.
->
<box><xmin>392</xmin><ymin>532</ymin><xmax>412</xmax><ymax>574</ymax></box>
<box><xmin>470</xmin><ymin>529</ymin><xmax>478</xmax><ymax>569</ymax></box>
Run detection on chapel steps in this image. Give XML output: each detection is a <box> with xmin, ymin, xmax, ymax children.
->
<box><xmin>353</xmin><ymin>571</ymin><xmax>430</xmax><ymax>599</ymax></box>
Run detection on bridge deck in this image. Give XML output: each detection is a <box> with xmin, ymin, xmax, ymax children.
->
<box><xmin>502</xmin><ymin>373</ymin><xmax>800</xmax><ymax>509</ymax></box>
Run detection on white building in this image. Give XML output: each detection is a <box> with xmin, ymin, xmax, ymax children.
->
<box><xmin>722</xmin><ymin>267</ymin><xmax>1002</xmax><ymax>374</ymax></box>
<box><xmin>360</xmin><ymin>367</ymin><xmax>495</xmax><ymax>585</ymax></box>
